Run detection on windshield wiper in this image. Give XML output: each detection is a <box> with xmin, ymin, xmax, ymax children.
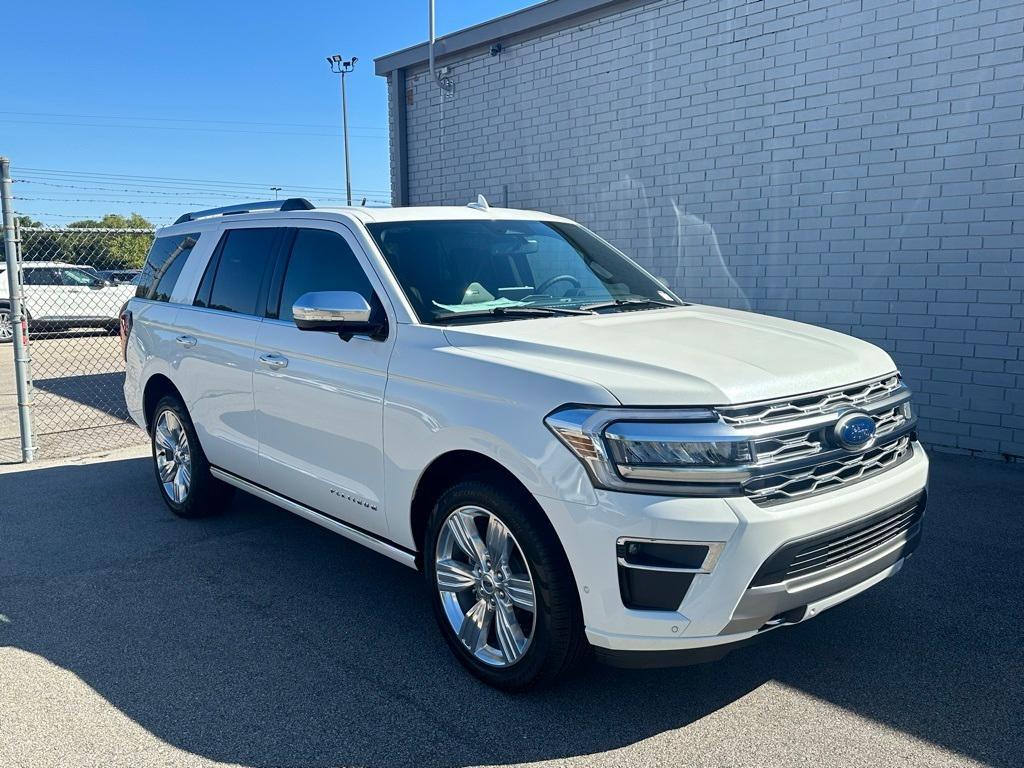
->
<box><xmin>579</xmin><ymin>298</ymin><xmax>680</xmax><ymax>312</ymax></box>
<box><xmin>432</xmin><ymin>306</ymin><xmax>593</xmax><ymax>324</ymax></box>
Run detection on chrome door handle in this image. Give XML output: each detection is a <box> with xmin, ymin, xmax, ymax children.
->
<box><xmin>258</xmin><ymin>353</ymin><xmax>288</xmax><ymax>370</ymax></box>
<box><xmin>175</xmin><ymin>335</ymin><xmax>197</xmax><ymax>348</ymax></box>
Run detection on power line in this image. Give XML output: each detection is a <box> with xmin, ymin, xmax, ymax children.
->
<box><xmin>17</xmin><ymin>175</ymin><xmax>386</xmax><ymax>199</ymax></box>
<box><xmin>14</xmin><ymin>210</ymin><xmax>177</xmax><ymax>223</ymax></box>
<box><xmin>17</xmin><ymin>167</ymin><xmax>391</xmax><ymax>196</ymax></box>
<box><xmin>16</xmin><ymin>196</ymin><xmax>393</xmax><ymax>207</ymax></box>
<box><xmin>15</xmin><ymin>178</ymin><xmax>392</xmax><ymax>198</ymax></box>
<box><xmin>0</xmin><ymin>117</ymin><xmax>388</xmax><ymax>140</ymax></box>
<box><xmin>0</xmin><ymin>109</ymin><xmax>388</xmax><ymax>132</ymax></box>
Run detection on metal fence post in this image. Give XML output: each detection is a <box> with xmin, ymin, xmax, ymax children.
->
<box><xmin>1</xmin><ymin>157</ymin><xmax>35</xmax><ymax>462</ymax></box>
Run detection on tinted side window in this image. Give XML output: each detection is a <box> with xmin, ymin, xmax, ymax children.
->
<box><xmin>206</xmin><ymin>229</ymin><xmax>279</xmax><ymax>315</ymax></box>
<box><xmin>136</xmin><ymin>233</ymin><xmax>201</xmax><ymax>302</ymax></box>
<box><xmin>23</xmin><ymin>268</ymin><xmax>60</xmax><ymax>285</ymax></box>
<box><xmin>60</xmin><ymin>268</ymin><xmax>99</xmax><ymax>286</ymax></box>
<box><xmin>278</xmin><ymin>229</ymin><xmax>374</xmax><ymax>322</ymax></box>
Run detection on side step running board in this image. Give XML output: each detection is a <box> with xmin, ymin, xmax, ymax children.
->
<box><xmin>210</xmin><ymin>467</ymin><xmax>417</xmax><ymax>570</ymax></box>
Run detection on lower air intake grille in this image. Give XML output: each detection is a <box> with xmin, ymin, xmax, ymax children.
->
<box><xmin>750</xmin><ymin>491</ymin><xmax>926</xmax><ymax>587</ymax></box>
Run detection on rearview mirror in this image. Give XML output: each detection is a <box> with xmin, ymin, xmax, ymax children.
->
<box><xmin>292</xmin><ymin>291</ymin><xmax>385</xmax><ymax>340</ymax></box>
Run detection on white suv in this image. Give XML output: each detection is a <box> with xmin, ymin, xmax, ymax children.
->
<box><xmin>0</xmin><ymin>260</ymin><xmax>137</xmax><ymax>341</ymax></box>
<box><xmin>123</xmin><ymin>198</ymin><xmax>928</xmax><ymax>690</ymax></box>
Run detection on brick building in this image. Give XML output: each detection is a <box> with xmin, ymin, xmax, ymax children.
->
<box><xmin>375</xmin><ymin>0</ymin><xmax>1024</xmax><ymax>459</ymax></box>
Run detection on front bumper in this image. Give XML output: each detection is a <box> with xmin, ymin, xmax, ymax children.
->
<box><xmin>535</xmin><ymin>442</ymin><xmax>929</xmax><ymax>658</ymax></box>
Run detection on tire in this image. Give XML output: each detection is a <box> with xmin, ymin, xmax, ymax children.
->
<box><xmin>150</xmin><ymin>395</ymin><xmax>232</xmax><ymax>518</ymax></box>
<box><xmin>0</xmin><ymin>304</ymin><xmax>12</xmax><ymax>344</ymax></box>
<box><xmin>424</xmin><ymin>477</ymin><xmax>588</xmax><ymax>691</ymax></box>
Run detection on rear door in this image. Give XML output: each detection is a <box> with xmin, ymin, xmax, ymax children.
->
<box><xmin>172</xmin><ymin>226</ymin><xmax>283</xmax><ymax>481</ymax></box>
<box><xmin>253</xmin><ymin>224</ymin><xmax>395</xmax><ymax>536</ymax></box>
<box><xmin>20</xmin><ymin>267</ymin><xmax>65</xmax><ymax>320</ymax></box>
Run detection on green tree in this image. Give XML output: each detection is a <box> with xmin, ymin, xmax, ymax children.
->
<box><xmin>1</xmin><ymin>216</ymin><xmax>43</xmax><ymax>261</ymax></box>
<box><xmin>7</xmin><ymin>213</ymin><xmax>155</xmax><ymax>269</ymax></box>
<box><xmin>63</xmin><ymin>213</ymin><xmax>155</xmax><ymax>269</ymax></box>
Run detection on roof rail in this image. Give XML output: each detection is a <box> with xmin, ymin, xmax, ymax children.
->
<box><xmin>173</xmin><ymin>198</ymin><xmax>315</xmax><ymax>225</ymax></box>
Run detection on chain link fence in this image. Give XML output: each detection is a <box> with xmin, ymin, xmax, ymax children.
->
<box><xmin>1</xmin><ymin>225</ymin><xmax>155</xmax><ymax>462</ymax></box>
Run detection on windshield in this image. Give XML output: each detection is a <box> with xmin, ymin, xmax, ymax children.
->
<box><xmin>366</xmin><ymin>219</ymin><xmax>680</xmax><ymax>324</ymax></box>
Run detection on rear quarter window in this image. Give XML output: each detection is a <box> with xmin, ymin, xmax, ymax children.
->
<box><xmin>137</xmin><ymin>233</ymin><xmax>201</xmax><ymax>302</ymax></box>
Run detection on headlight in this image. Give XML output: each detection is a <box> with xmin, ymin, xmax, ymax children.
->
<box><xmin>604</xmin><ymin>421</ymin><xmax>753</xmax><ymax>467</ymax></box>
<box><xmin>545</xmin><ymin>406</ymin><xmax>755</xmax><ymax>495</ymax></box>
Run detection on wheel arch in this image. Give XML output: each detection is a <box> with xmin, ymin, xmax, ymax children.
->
<box><xmin>142</xmin><ymin>374</ymin><xmax>185</xmax><ymax>433</ymax></box>
<box><xmin>409</xmin><ymin>449</ymin><xmax>570</xmax><ymax>572</ymax></box>
<box><xmin>0</xmin><ymin>299</ymin><xmax>27</xmax><ymax>318</ymax></box>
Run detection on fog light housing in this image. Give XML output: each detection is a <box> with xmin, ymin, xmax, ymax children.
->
<box><xmin>615</xmin><ymin>539</ymin><xmax>724</xmax><ymax>611</ymax></box>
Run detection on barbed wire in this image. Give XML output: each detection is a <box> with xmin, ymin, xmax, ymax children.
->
<box><xmin>15</xmin><ymin>178</ymin><xmax>391</xmax><ymax>197</ymax></box>
<box><xmin>17</xmin><ymin>166</ymin><xmax>392</xmax><ymax>196</ymax></box>
<box><xmin>14</xmin><ymin>211</ymin><xmax>178</xmax><ymax>223</ymax></box>
<box><xmin>16</xmin><ymin>196</ymin><xmax>394</xmax><ymax>209</ymax></box>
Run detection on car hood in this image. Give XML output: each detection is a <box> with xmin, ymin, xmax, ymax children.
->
<box><xmin>441</xmin><ymin>304</ymin><xmax>896</xmax><ymax>406</ymax></box>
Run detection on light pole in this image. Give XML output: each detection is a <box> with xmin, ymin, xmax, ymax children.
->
<box><xmin>270</xmin><ymin>186</ymin><xmax>282</xmax><ymax>200</ymax></box>
<box><xmin>327</xmin><ymin>54</ymin><xmax>357</xmax><ymax>206</ymax></box>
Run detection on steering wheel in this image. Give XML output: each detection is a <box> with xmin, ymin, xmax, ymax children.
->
<box><xmin>534</xmin><ymin>274</ymin><xmax>581</xmax><ymax>295</ymax></box>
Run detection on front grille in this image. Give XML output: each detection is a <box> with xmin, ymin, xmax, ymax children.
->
<box><xmin>750</xmin><ymin>491</ymin><xmax>926</xmax><ymax>587</ymax></box>
<box><xmin>718</xmin><ymin>374</ymin><xmax>903</xmax><ymax>427</ymax></box>
<box><xmin>744</xmin><ymin>435</ymin><xmax>913</xmax><ymax>505</ymax></box>
<box><xmin>710</xmin><ymin>373</ymin><xmax>918</xmax><ymax>506</ymax></box>
<box><xmin>750</xmin><ymin>402</ymin><xmax>909</xmax><ymax>469</ymax></box>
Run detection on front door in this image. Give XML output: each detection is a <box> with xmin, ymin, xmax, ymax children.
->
<box><xmin>254</xmin><ymin>224</ymin><xmax>395</xmax><ymax>537</ymax></box>
<box><xmin>56</xmin><ymin>266</ymin><xmax>130</xmax><ymax>320</ymax></box>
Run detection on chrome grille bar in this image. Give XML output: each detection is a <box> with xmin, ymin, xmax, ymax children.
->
<box><xmin>744</xmin><ymin>436</ymin><xmax>913</xmax><ymax>505</ymax></box>
<box><xmin>718</xmin><ymin>374</ymin><xmax>903</xmax><ymax>427</ymax></box>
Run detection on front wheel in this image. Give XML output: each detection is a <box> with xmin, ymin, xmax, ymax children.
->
<box><xmin>424</xmin><ymin>479</ymin><xmax>587</xmax><ymax>690</ymax></box>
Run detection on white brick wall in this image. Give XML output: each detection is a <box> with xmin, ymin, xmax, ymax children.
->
<box><xmin>391</xmin><ymin>0</ymin><xmax>1024</xmax><ymax>459</ymax></box>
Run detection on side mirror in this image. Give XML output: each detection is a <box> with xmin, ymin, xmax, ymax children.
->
<box><xmin>292</xmin><ymin>291</ymin><xmax>385</xmax><ymax>340</ymax></box>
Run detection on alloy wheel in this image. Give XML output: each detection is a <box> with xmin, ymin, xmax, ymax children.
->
<box><xmin>154</xmin><ymin>409</ymin><xmax>192</xmax><ymax>504</ymax></box>
<box><xmin>0</xmin><ymin>310</ymin><xmax>12</xmax><ymax>341</ymax></box>
<box><xmin>435</xmin><ymin>505</ymin><xmax>538</xmax><ymax>667</ymax></box>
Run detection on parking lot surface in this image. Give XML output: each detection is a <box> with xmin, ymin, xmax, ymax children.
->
<box><xmin>0</xmin><ymin>332</ymin><xmax>147</xmax><ymax>463</ymax></box>
<box><xmin>1</xmin><ymin>448</ymin><xmax>1021</xmax><ymax>768</ymax></box>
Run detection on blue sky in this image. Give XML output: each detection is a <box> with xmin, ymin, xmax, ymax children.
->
<box><xmin>4</xmin><ymin>0</ymin><xmax>533</xmax><ymax>226</ymax></box>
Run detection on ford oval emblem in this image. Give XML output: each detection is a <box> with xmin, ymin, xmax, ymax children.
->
<box><xmin>833</xmin><ymin>411</ymin><xmax>877</xmax><ymax>451</ymax></box>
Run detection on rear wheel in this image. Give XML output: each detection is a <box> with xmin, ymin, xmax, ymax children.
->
<box><xmin>0</xmin><ymin>305</ymin><xmax>12</xmax><ymax>343</ymax></box>
<box><xmin>151</xmin><ymin>395</ymin><xmax>232</xmax><ymax>518</ymax></box>
<box><xmin>424</xmin><ymin>478</ymin><xmax>587</xmax><ymax>690</ymax></box>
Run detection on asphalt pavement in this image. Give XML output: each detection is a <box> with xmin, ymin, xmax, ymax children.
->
<box><xmin>0</xmin><ymin>447</ymin><xmax>1021</xmax><ymax>768</ymax></box>
<box><xmin>0</xmin><ymin>332</ymin><xmax>147</xmax><ymax>464</ymax></box>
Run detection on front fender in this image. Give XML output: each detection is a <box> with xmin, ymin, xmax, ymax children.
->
<box><xmin>382</xmin><ymin>325</ymin><xmax>616</xmax><ymax>550</ymax></box>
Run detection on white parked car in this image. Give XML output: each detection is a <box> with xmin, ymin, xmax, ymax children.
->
<box><xmin>0</xmin><ymin>260</ymin><xmax>137</xmax><ymax>341</ymax></box>
<box><xmin>122</xmin><ymin>199</ymin><xmax>928</xmax><ymax>690</ymax></box>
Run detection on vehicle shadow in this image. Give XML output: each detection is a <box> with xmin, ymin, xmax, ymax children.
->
<box><xmin>0</xmin><ymin>452</ymin><xmax>1020</xmax><ymax>767</ymax></box>
<box><xmin>27</xmin><ymin>327</ymin><xmax>113</xmax><ymax>341</ymax></box>
<box><xmin>31</xmin><ymin>371</ymin><xmax>130</xmax><ymax>421</ymax></box>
